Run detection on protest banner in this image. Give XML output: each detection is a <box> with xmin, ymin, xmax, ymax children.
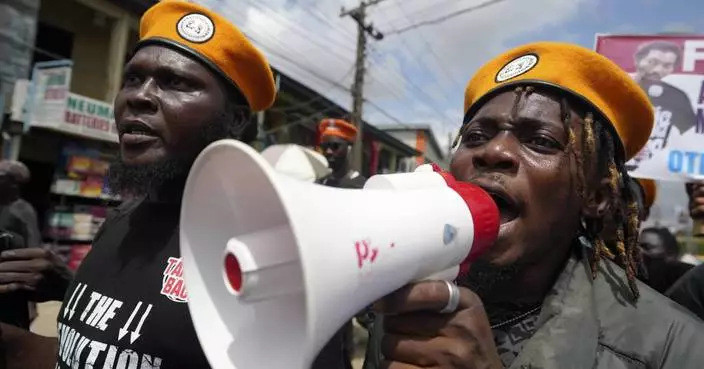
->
<box><xmin>595</xmin><ymin>34</ymin><xmax>704</xmax><ymax>182</ymax></box>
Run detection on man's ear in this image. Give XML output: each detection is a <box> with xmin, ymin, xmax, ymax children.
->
<box><xmin>583</xmin><ymin>177</ymin><xmax>611</xmax><ymax>219</ymax></box>
<box><xmin>233</xmin><ymin>108</ymin><xmax>255</xmax><ymax>141</ymax></box>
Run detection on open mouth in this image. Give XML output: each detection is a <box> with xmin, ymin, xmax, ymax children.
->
<box><xmin>118</xmin><ymin>119</ymin><xmax>158</xmax><ymax>138</ymax></box>
<box><xmin>118</xmin><ymin>119</ymin><xmax>160</xmax><ymax>146</ymax></box>
<box><xmin>484</xmin><ymin>189</ymin><xmax>520</xmax><ymax>224</ymax></box>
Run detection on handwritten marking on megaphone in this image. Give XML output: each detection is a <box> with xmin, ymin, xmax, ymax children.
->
<box><xmin>355</xmin><ymin>239</ymin><xmax>379</xmax><ymax>269</ymax></box>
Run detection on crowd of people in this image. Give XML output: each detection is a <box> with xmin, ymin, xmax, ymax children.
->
<box><xmin>0</xmin><ymin>1</ymin><xmax>703</xmax><ymax>368</ymax></box>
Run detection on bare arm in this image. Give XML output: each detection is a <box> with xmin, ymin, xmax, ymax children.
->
<box><xmin>1</xmin><ymin>323</ymin><xmax>57</xmax><ymax>369</ymax></box>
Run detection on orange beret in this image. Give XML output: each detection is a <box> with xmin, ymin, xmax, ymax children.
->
<box><xmin>138</xmin><ymin>0</ymin><xmax>276</xmax><ymax>111</ymax></box>
<box><xmin>319</xmin><ymin>119</ymin><xmax>358</xmax><ymax>143</ymax></box>
<box><xmin>463</xmin><ymin>42</ymin><xmax>653</xmax><ymax>161</ymax></box>
<box><xmin>638</xmin><ymin>178</ymin><xmax>657</xmax><ymax>209</ymax></box>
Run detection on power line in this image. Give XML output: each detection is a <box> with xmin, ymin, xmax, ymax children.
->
<box><xmin>302</xmin><ymin>3</ymin><xmax>358</xmax><ymax>40</ymax></box>
<box><xmin>247</xmin><ymin>20</ymin><xmax>454</xmax><ymax>131</ymax></box>
<box><xmin>375</xmin><ymin>0</ymin><xmax>471</xmax><ymax>27</ymax></box>
<box><xmin>386</xmin><ymin>0</ymin><xmax>464</xmax><ymax>103</ymax></box>
<box><xmin>395</xmin><ymin>0</ymin><xmax>462</xmax><ymax>88</ymax></box>
<box><xmin>218</xmin><ymin>6</ymin><xmax>378</xmax><ymax>96</ymax></box>
<box><xmin>244</xmin><ymin>33</ymin><xmax>417</xmax><ymax>132</ymax></box>
<box><xmin>386</xmin><ymin>0</ymin><xmax>511</xmax><ymax>35</ymax></box>
<box><xmin>222</xmin><ymin>5</ymin><xmax>408</xmax><ymax>102</ymax></box>
<box><xmin>364</xmin><ymin>48</ymin><xmax>456</xmax><ymax>125</ymax></box>
<box><xmin>246</xmin><ymin>31</ymin><xmax>352</xmax><ymax>92</ymax></box>
<box><xmin>237</xmin><ymin>0</ymin><xmax>451</xmax><ymax>110</ymax></box>
<box><xmin>241</xmin><ymin>0</ymin><xmax>357</xmax><ymax>59</ymax></box>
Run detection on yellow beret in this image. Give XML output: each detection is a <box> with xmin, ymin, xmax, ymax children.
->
<box><xmin>138</xmin><ymin>0</ymin><xmax>276</xmax><ymax>111</ymax></box>
<box><xmin>637</xmin><ymin>178</ymin><xmax>657</xmax><ymax>209</ymax></box>
<box><xmin>319</xmin><ymin>119</ymin><xmax>358</xmax><ymax>143</ymax></box>
<box><xmin>463</xmin><ymin>42</ymin><xmax>653</xmax><ymax>160</ymax></box>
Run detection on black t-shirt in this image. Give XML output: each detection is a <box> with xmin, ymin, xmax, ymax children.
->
<box><xmin>317</xmin><ymin>171</ymin><xmax>367</xmax><ymax>189</ymax></box>
<box><xmin>56</xmin><ymin>199</ymin><xmax>211</xmax><ymax>369</ymax></box>
<box><xmin>57</xmin><ymin>198</ymin><xmax>353</xmax><ymax>369</ymax></box>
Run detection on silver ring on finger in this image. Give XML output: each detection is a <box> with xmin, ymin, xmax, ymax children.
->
<box><xmin>439</xmin><ymin>280</ymin><xmax>460</xmax><ymax>314</ymax></box>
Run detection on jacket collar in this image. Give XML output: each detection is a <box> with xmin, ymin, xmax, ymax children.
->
<box><xmin>509</xmin><ymin>251</ymin><xmax>599</xmax><ymax>369</ymax></box>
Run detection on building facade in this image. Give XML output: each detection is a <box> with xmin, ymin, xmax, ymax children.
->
<box><xmin>1</xmin><ymin>0</ymin><xmax>419</xmax><ymax>266</ymax></box>
<box><xmin>383</xmin><ymin>124</ymin><xmax>449</xmax><ymax>171</ymax></box>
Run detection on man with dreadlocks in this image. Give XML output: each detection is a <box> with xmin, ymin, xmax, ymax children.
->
<box><xmin>362</xmin><ymin>42</ymin><xmax>704</xmax><ymax>369</ymax></box>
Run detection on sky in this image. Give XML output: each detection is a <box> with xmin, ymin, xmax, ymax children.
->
<box><xmin>198</xmin><ymin>0</ymin><xmax>703</xmax><ymax>228</ymax></box>
<box><xmin>198</xmin><ymin>0</ymin><xmax>703</xmax><ymax>150</ymax></box>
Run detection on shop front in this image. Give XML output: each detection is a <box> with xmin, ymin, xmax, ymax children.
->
<box><xmin>14</xmin><ymin>61</ymin><xmax>120</xmax><ymax>270</ymax></box>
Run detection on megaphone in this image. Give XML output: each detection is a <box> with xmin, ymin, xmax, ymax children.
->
<box><xmin>180</xmin><ymin>139</ymin><xmax>499</xmax><ymax>369</ymax></box>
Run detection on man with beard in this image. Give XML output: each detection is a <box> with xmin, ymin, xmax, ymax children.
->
<box><xmin>628</xmin><ymin>41</ymin><xmax>697</xmax><ymax>171</ymax></box>
<box><xmin>0</xmin><ymin>1</ymin><xmax>345</xmax><ymax>368</ymax></box>
<box><xmin>316</xmin><ymin>118</ymin><xmax>366</xmax><ymax>189</ymax></box>
<box><xmin>362</xmin><ymin>42</ymin><xmax>704</xmax><ymax>369</ymax></box>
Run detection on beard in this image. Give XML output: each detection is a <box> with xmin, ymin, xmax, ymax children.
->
<box><xmin>108</xmin><ymin>111</ymin><xmax>238</xmax><ymax>200</ymax></box>
<box><xmin>457</xmin><ymin>257</ymin><xmax>523</xmax><ymax>301</ymax></box>
<box><xmin>457</xmin><ymin>257</ymin><xmax>533</xmax><ymax>325</ymax></box>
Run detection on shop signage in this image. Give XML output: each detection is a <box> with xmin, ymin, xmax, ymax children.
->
<box><xmin>25</xmin><ymin>60</ymin><xmax>72</xmax><ymax>133</ymax></box>
<box><xmin>24</xmin><ymin>60</ymin><xmax>117</xmax><ymax>142</ymax></box>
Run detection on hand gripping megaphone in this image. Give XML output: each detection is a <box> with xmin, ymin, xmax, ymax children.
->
<box><xmin>179</xmin><ymin>139</ymin><xmax>499</xmax><ymax>369</ymax></box>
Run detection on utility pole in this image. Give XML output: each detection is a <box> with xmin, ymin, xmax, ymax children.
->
<box><xmin>340</xmin><ymin>0</ymin><xmax>385</xmax><ymax>172</ymax></box>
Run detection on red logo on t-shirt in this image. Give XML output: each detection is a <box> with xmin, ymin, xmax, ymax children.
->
<box><xmin>161</xmin><ymin>257</ymin><xmax>188</xmax><ymax>303</ymax></box>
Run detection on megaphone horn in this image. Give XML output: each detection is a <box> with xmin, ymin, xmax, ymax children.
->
<box><xmin>180</xmin><ymin>139</ymin><xmax>499</xmax><ymax>369</ymax></box>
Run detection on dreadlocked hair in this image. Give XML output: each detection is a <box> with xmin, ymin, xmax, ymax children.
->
<box><xmin>454</xmin><ymin>85</ymin><xmax>643</xmax><ymax>300</ymax></box>
<box><xmin>567</xmin><ymin>107</ymin><xmax>642</xmax><ymax>301</ymax></box>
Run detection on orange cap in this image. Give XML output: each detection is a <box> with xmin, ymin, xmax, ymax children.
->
<box><xmin>463</xmin><ymin>42</ymin><xmax>653</xmax><ymax>161</ymax></box>
<box><xmin>319</xmin><ymin>119</ymin><xmax>358</xmax><ymax>143</ymax></box>
<box><xmin>138</xmin><ymin>0</ymin><xmax>276</xmax><ymax>111</ymax></box>
<box><xmin>638</xmin><ymin>178</ymin><xmax>657</xmax><ymax>209</ymax></box>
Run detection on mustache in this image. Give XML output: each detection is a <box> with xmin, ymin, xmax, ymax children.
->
<box><xmin>461</xmin><ymin>172</ymin><xmax>510</xmax><ymax>189</ymax></box>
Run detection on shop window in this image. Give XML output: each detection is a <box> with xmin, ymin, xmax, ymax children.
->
<box><xmin>31</xmin><ymin>22</ymin><xmax>74</xmax><ymax>68</ymax></box>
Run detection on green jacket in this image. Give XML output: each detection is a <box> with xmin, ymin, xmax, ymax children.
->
<box><xmin>362</xmin><ymin>254</ymin><xmax>704</xmax><ymax>369</ymax></box>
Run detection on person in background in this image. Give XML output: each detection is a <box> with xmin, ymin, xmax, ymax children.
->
<box><xmin>633</xmin><ymin>178</ymin><xmax>699</xmax><ymax>267</ymax></box>
<box><xmin>363</xmin><ymin>41</ymin><xmax>704</xmax><ymax>369</ymax></box>
<box><xmin>639</xmin><ymin>227</ymin><xmax>693</xmax><ymax>293</ymax></box>
<box><xmin>0</xmin><ymin>160</ymin><xmax>48</xmax><ymax>325</ymax></box>
<box><xmin>667</xmin><ymin>182</ymin><xmax>704</xmax><ymax>319</ymax></box>
<box><xmin>0</xmin><ymin>161</ymin><xmax>41</xmax><ymax>247</ymax></box>
<box><xmin>0</xmin><ymin>165</ymin><xmax>30</xmax><ymax>244</ymax></box>
<box><xmin>316</xmin><ymin>118</ymin><xmax>366</xmax><ymax>189</ymax></box>
<box><xmin>0</xmin><ymin>160</ymin><xmax>71</xmax><ymax>330</ymax></box>
<box><xmin>314</xmin><ymin>118</ymin><xmax>369</xmax><ymax>368</ymax></box>
<box><xmin>0</xmin><ymin>1</ymin><xmax>346</xmax><ymax>368</ymax></box>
